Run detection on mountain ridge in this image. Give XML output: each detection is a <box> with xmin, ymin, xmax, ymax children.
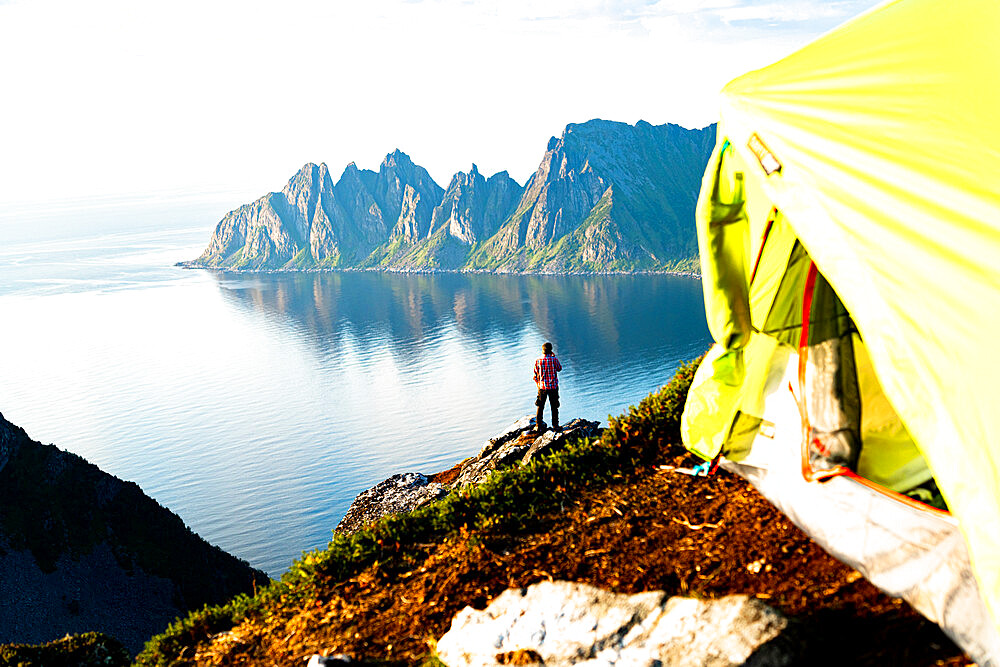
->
<box><xmin>185</xmin><ymin>119</ymin><xmax>716</xmax><ymax>274</ymax></box>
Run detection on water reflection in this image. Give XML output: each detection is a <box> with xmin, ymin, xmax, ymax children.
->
<box><xmin>212</xmin><ymin>272</ymin><xmax>710</xmax><ymax>373</ymax></box>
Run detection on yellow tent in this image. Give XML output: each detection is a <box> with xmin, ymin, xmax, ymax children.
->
<box><xmin>681</xmin><ymin>0</ymin><xmax>1000</xmax><ymax>661</ymax></box>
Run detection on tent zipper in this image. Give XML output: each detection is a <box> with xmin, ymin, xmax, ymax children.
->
<box><xmin>748</xmin><ymin>208</ymin><xmax>776</xmax><ymax>286</ymax></box>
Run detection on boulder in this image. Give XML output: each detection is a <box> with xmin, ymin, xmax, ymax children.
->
<box><xmin>335</xmin><ymin>473</ymin><xmax>448</xmax><ymax>535</ymax></box>
<box><xmin>436</xmin><ymin>580</ymin><xmax>796</xmax><ymax>667</ymax></box>
<box><xmin>306</xmin><ymin>654</ymin><xmax>353</xmax><ymax>665</ymax></box>
<box><xmin>520</xmin><ymin>418</ymin><xmax>601</xmax><ymax>466</ymax></box>
<box><xmin>453</xmin><ymin>417</ymin><xmax>601</xmax><ymax>488</ymax></box>
<box><xmin>450</xmin><ymin>416</ymin><xmax>538</xmax><ymax>489</ymax></box>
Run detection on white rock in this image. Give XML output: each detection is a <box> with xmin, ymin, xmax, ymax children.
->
<box><xmin>436</xmin><ymin>581</ymin><xmax>792</xmax><ymax>667</ymax></box>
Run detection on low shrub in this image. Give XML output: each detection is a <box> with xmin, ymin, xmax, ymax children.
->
<box><xmin>0</xmin><ymin>632</ymin><xmax>129</xmax><ymax>667</ymax></box>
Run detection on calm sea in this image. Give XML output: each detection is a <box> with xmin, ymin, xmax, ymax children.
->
<box><xmin>0</xmin><ymin>215</ymin><xmax>710</xmax><ymax>576</ymax></box>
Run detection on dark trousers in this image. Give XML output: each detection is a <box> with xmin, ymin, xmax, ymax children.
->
<box><xmin>535</xmin><ymin>388</ymin><xmax>559</xmax><ymax>429</ymax></box>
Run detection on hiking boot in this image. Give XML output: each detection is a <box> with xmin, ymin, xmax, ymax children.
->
<box><xmin>552</xmin><ymin>424</ymin><xmax>562</xmax><ymax>432</ymax></box>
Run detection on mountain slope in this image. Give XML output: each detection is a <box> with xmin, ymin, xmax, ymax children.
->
<box><xmin>136</xmin><ymin>362</ymin><xmax>968</xmax><ymax>666</ymax></box>
<box><xmin>186</xmin><ymin>119</ymin><xmax>715</xmax><ymax>273</ymax></box>
<box><xmin>468</xmin><ymin>120</ymin><xmax>714</xmax><ymax>272</ymax></box>
<box><xmin>366</xmin><ymin>164</ymin><xmax>524</xmax><ymax>270</ymax></box>
<box><xmin>0</xmin><ymin>412</ymin><xmax>267</xmax><ymax>653</ymax></box>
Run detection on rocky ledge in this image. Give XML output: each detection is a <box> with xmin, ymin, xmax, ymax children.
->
<box><xmin>336</xmin><ymin>416</ymin><xmax>601</xmax><ymax>534</ymax></box>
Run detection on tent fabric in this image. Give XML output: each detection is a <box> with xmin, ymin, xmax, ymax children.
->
<box><xmin>695</xmin><ymin>0</ymin><xmax>1000</xmax><ymax>643</ymax></box>
<box><xmin>701</xmin><ymin>336</ymin><xmax>1000</xmax><ymax>665</ymax></box>
<box><xmin>853</xmin><ymin>334</ymin><xmax>933</xmax><ymax>492</ymax></box>
<box><xmin>721</xmin><ymin>452</ymin><xmax>1000</xmax><ymax>666</ymax></box>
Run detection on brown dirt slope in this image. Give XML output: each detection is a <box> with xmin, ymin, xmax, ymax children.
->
<box><xmin>196</xmin><ymin>472</ymin><xmax>970</xmax><ymax>665</ymax></box>
<box><xmin>157</xmin><ymin>362</ymin><xmax>972</xmax><ymax>666</ymax></box>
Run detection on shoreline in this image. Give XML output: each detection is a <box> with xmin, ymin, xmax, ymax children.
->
<box><xmin>175</xmin><ymin>261</ymin><xmax>703</xmax><ymax>279</ymax></box>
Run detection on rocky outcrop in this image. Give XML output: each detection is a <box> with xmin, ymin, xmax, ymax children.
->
<box><xmin>452</xmin><ymin>417</ymin><xmax>600</xmax><ymax>489</ymax></box>
<box><xmin>335</xmin><ymin>473</ymin><xmax>449</xmax><ymax>535</ymax></box>
<box><xmin>436</xmin><ymin>581</ymin><xmax>797</xmax><ymax>667</ymax></box>
<box><xmin>0</xmin><ymin>412</ymin><xmax>267</xmax><ymax>653</ymax></box>
<box><xmin>390</xmin><ymin>184</ymin><xmax>436</xmax><ymax>243</ymax></box>
<box><xmin>185</xmin><ymin>120</ymin><xmax>715</xmax><ymax>273</ymax></box>
<box><xmin>335</xmin><ymin>417</ymin><xmax>601</xmax><ymax>535</ymax></box>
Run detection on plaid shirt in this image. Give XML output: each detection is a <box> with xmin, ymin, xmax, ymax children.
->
<box><xmin>533</xmin><ymin>354</ymin><xmax>562</xmax><ymax>389</ymax></box>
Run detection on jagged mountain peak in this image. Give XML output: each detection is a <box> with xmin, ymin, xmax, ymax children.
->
<box><xmin>484</xmin><ymin>170</ymin><xmax>522</xmax><ymax>193</ymax></box>
<box><xmin>339</xmin><ymin>161</ymin><xmax>365</xmax><ymax>185</ymax></box>
<box><xmin>188</xmin><ymin>120</ymin><xmax>715</xmax><ymax>273</ymax></box>
<box><xmin>284</xmin><ymin>162</ymin><xmax>332</xmax><ymax>191</ymax></box>
<box><xmin>446</xmin><ymin>166</ymin><xmax>485</xmax><ymax>188</ymax></box>
<box><xmin>285</xmin><ymin>162</ymin><xmax>321</xmax><ymax>184</ymax></box>
<box><xmin>564</xmin><ymin>117</ymin><xmax>632</xmax><ymax>133</ymax></box>
<box><xmin>382</xmin><ymin>149</ymin><xmax>415</xmax><ymax>170</ymax></box>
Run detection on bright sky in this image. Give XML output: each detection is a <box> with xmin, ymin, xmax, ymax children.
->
<box><xmin>0</xmin><ymin>0</ymin><xmax>883</xmax><ymax>215</ymax></box>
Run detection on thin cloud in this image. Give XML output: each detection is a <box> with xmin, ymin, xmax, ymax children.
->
<box><xmin>479</xmin><ymin>0</ymin><xmax>869</xmax><ymax>26</ymax></box>
<box><xmin>644</xmin><ymin>0</ymin><xmax>874</xmax><ymax>27</ymax></box>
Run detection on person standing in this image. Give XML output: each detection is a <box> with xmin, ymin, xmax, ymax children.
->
<box><xmin>533</xmin><ymin>341</ymin><xmax>562</xmax><ymax>431</ymax></box>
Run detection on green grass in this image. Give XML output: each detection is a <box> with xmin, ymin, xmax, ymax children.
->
<box><xmin>0</xmin><ymin>632</ymin><xmax>130</xmax><ymax>667</ymax></box>
<box><xmin>134</xmin><ymin>358</ymin><xmax>702</xmax><ymax>666</ymax></box>
<box><xmin>285</xmin><ymin>247</ymin><xmax>316</xmax><ymax>270</ymax></box>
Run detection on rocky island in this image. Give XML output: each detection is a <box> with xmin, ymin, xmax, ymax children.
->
<box><xmin>183</xmin><ymin>119</ymin><xmax>716</xmax><ymax>274</ymax></box>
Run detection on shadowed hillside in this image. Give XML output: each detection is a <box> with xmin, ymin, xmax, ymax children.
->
<box><xmin>0</xmin><ymin>413</ymin><xmax>268</xmax><ymax>654</ymax></box>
